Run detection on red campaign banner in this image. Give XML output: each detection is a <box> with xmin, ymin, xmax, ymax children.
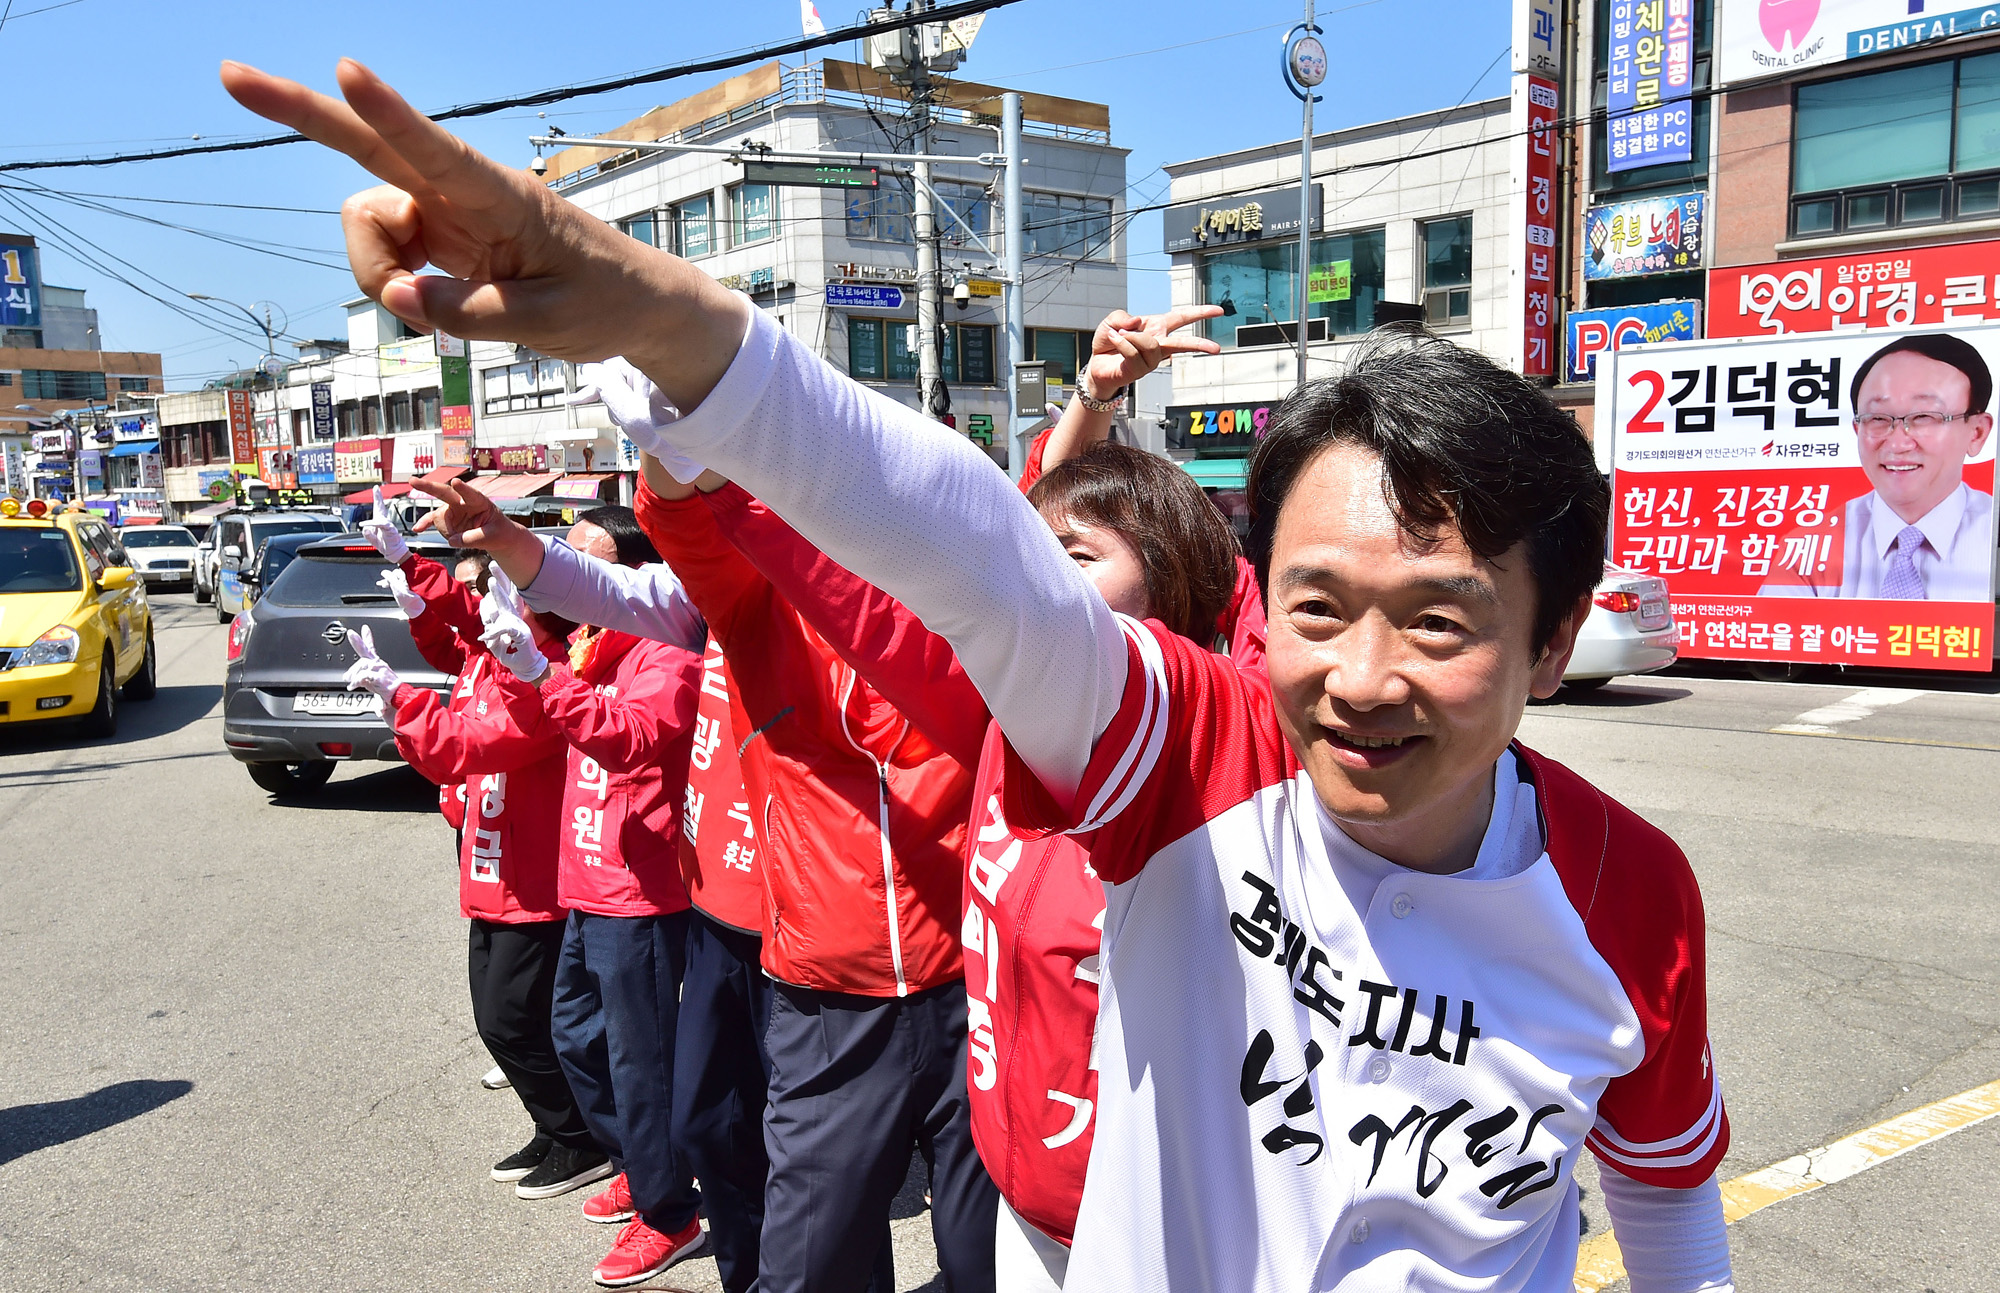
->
<box><xmin>1671</xmin><ymin>597</ymin><xmax>1989</xmax><ymax>672</ymax></box>
<box><xmin>1709</xmin><ymin>240</ymin><xmax>2000</xmax><ymax>339</ymax></box>
<box><xmin>1521</xmin><ymin>75</ymin><xmax>1559</xmax><ymax>378</ymax></box>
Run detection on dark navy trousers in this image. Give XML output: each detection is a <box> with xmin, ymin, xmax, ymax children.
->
<box><xmin>549</xmin><ymin>909</ymin><xmax>702</xmax><ymax>1236</ymax></box>
<box><xmin>760</xmin><ymin>978</ymin><xmax>999</xmax><ymax>1293</ymax></box>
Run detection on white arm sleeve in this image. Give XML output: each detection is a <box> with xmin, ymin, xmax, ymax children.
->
<box><xmin>519</xmin><ymin>536</ymin><xmax>708</xmax><ymax>655</ymax></box>
<box><xmin>655</xmin><ymin>302</ymin><xmax>1125</xmax><ymax>799</ymax></box>
<box><xmin>1599</xmin><ymin>1168</ymin><xmax>1735</xmax><ymax>1293</ymax></box>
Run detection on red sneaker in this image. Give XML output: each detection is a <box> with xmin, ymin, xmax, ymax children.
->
<box><xmin>581</xmin><ymin>1174</ymin><xmax>634</xmax><ymax>1225</ymax></box>
<box><xmin>592</xmin><ymin>1217</ymin><xmax>708</xmax><ymax>1288</ymax></box>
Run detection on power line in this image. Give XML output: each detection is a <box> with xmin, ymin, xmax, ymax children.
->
<box><xmin>0</xmin><ymin>184</ymin><xmax>340</xmax><ymax>215</ymax></box>
<box><xmin>0</xmin><ymin>0</ymin><xmax>1031</xmax><ymax>173</ymax></box>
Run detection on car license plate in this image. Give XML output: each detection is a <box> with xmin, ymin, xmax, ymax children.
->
<box><xmin>294</xmin><ymin>690</ymin><xmax>377</xmax><ymax>717</ymax></box>
<box><xmin>1639</xmin><ymin>595</ymin><xmax>1670</xmax><ymax>627</ymax></box>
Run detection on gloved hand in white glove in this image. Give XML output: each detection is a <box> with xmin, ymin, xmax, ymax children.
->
<box><xmin>478</xmin><ymin>565</ymin><xmax>550</xmax><ymax>682</ymax></box>
<box><xmin>343</xmin><ymin>625</ymin><xmax>404</xmax><ymax>713</ymax></box>
<box><xmin>572</xmin><ymin>357</ymin><xmax>706</xmax><ymax>484</ymax></box>
<box><xmin>378</xmin><ymin>568</ymin><xmax>426</xmax><ymax>619</ymax></box>
<box><xmin>360</xmin><ymin>485</ymin><xmax>410</xmax><ymax>564</ymax></box>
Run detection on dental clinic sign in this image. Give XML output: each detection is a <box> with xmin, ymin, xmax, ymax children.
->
<box><xmin>1720</xmin><ymin>0</ymin><xmax>2000</xmax><ymax>86</ymax></box>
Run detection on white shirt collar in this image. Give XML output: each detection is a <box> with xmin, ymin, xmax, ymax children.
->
<box><xmin>1867</xmin><ymin>481</ymin><xmax>1971</xmax><ymax>559</ymax></box>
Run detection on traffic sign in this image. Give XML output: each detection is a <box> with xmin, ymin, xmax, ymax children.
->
<box><xmin>742</xmin><ymin>160</ymin><xmax>880</xmax><ymax>189</ymax></box>
<box><xmin>826</xmin><ymin>284</ymin><xmax>905</xmax><ymax>309</ymax></box>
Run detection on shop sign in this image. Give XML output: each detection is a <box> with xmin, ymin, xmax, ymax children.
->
<box><xmin>198</xmin><ymin>468</ymin><xmax>235</xmax><ymax>501</ymax></box>
<box><xmin>1518</xmin><ymin>75</ymin><xmax>1561</xmax><ymax>376</ymax></box>
<box><xmin>1</xmin><ymin>235</ymin><xmax>41</xmax><ymax>329</ymax></box>
<box><xmin>1162</xmin><ymin>184</ymin><xmax>1323</xmax><ymax>254</ymax></box>
<box><xmin>112</xmin><ymin>415</ymin><xmax>155</xmax><ymax>442</ymax></box>
<box><xmin>1583</xmin><ymin>191</ymin><xmax>1705</xmax><ymax>280</ymax></box>
<box><xmin>334</xmin><ymin>437</ymin><xmax>384</xmax><ymax>484</ymax></box>
<box><xmin>296</xmin><ymin>445</ymin><xmax>336</xmax><ymax>485</ymax></box>
<box><xmin>139</xmin><ymin>452</ymin><xmax>163</xmax><ymax>490</ymax></box>
<box><xmin>77</xmin><ymin>449</ymin><xmax>103</xmax><ymax>481</ymax></box>
<box><xmin>715</xmin><ymin>268</ymin><xmax>776</xmax><ymax>293</ymax></box>
<box><xmin>2</xmin><ymin>440</ymin><xmax>26</xmax><ymax>499</ymax></box>
<box><xmin>442</xmin><ymin>435</ymin><xmax>472</xmax><ymax>467</ymax></box>
<box><xmin>1307</xmin><ymin>260</ymin><xmax>1352</xmax><ymax>303</ymax></box>
<box><xmin>1605</xmin><ymin>0</ymin><xmax>1695</xmax><ymax>172</ymax></box>
<box><xmin>1565</xmin><ymin>300</ymin><xmax>1703</xmax><ymax>383</ymax></box>
<box><xmin>1598</xmin><ymin>322</ymin><xmax>2000</xmax><ymax>670</ymax></box>
<box><xmin>379</xmin><ymin>335</ymin><xmax>437</xmax><ymax>377</ymax></box>
<box><xmin>473</xmin><ymin>444</ymin><xmax>545</xmax><ymax>473</ymax></box>
<box><xmin>1163</xmin><ymin>399</ymin><xmax>1282</xmax><ymax>455</ymax></box>
<box><xmin>391</xmin><ymin>432</ymin><xmax>442</xmax><ymax>481</ymax></box>
<box><xmin>831</xmin><ymin>262</ymin><xmax>918</xmax><ymax>285</ymax></box>
<box><xmin>441</xmin><ymin>405</ymin><xmax>473</xmax><ymax>435</ymax></box>
<box><xmin>310</xmin><ymin>382</ymin><xmax>335</xmax><ymax>441</ymax></box>
<box><xmin>226</xmin><ymin>390</ymin><xmax>255</xmax><ymax>465</ymax></box>
<box><xmin>1717</xmin><ymin>0</ymin><xmax>2000</xmax><ymax>88</ymax></box>
<box><xmin>1709</xmin><ymin>241</ymin><xmax>2000</xmax><ymax>337</ymax></box>
<box><xmin>32</xmin><ymin>427</ymin><xmax>70</xmax><ymax>457</ymax></box>
<box><xmin>1513</xmin><ymin>0</ymin><xmax>1560</xmax><ymax>77</ymax></box>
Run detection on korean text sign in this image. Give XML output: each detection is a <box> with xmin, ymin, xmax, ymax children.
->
<box><xmin>1606</xmin><ymin>0</ymin><xmax>1695</xmax><ymax>172</ymax></box>
<box><xmin>1601</xmin><ymin>325</ymin><xmax>2000</xmax><ymax>670</ymax></box>
<box><xmin>1585</xmin><ymin>192</ymin><xmax>1705</xmax><ymax>280</ymax></box>
<box><xmin>1566</xmin><ymin>300</ymin><xmax>1702</xmax><ymax>383</ymax></box>
<box><xmin>1708</xmin><ymin>241</ymin><xmax>2000</xmax><ymax>337</ymax></box>
<box><xmin>1717</xmin><ymin>0</ymin><xmax>2000</xmax><ymax>87</ymax></box>
<box><xmin>0</xmin><ymin>236</ymin><xmax>39</xmax><ymax>329</ymax></box>
<box><xmin>1522</xmin><ymin>75</ymin><xmax>1560</xmax><ymax>377</ymax></box>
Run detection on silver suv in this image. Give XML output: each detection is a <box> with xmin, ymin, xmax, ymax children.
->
<box><xmin>221</xmin><ymin>532</ymin><xmax>457</xmax><ymax>795</ymax></box>
<box><xmin>209</xmin><ymin>508</ymin><xmax>345</xmax><ymax>624</ymax></box>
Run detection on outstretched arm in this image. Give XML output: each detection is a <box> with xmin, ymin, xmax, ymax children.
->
<box><xmin>1036</xmin><ymin>306</ymin><xmax>1220</xmax><ymax>477</ymax></box>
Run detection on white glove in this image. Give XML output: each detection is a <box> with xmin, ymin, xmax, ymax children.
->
<box><xmin>478</xmin><ymin>565</ymin><xmax>550</xmax><ymax>682</ymax></box>
<box><xmin>343</xmin><ymin>625</ymin><xmax>404</xmax><ymax>711</ymax></box>
<box><xmin>378</xmin><ymin>568</ymin><xmax>426</xmax><ymax>619</ymax></box>
<box><xmin>573</xmin><ymin>357</ymin><xmax>706</xmax><ymax>484</ymax></box>
<box><xmin>360</xmin><ymin>485</ymin><xmax>409</xmax><ymax>564</ymax></box>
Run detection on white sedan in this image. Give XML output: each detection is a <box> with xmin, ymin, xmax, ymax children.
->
<box><xmin>116</xmin><ymin>524</ymin><xmax>202</xmax><ymax>592</ymax></box>
<box><xmin>1563</xmin><ymin>563</ymin><xmax>1678</xmax><ymax>692</ymax></box>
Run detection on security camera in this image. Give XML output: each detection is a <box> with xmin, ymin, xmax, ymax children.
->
<box><xmin>530</xmin><ymin>155</ymin><xmax>548</xmax><ymax>177</ymax></box>
<box><xmin>953</xmin><ymin>278</ymin><xmax>970</xmax><ymax>310</ymax></box>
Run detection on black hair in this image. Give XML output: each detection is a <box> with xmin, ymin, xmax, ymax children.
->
<box><xmin>453</xmin><ymin>549</ymin><xmax>493</xmax><ymax>597</ymax></box>
<box><xmin>1246</xmin><ymin>322</ymin><xmax>1608</xmax><ymax>656</ymax></box>
<box><xmin>1849</xmin><ymin>332</ymin><xmax>1993</xmax><ymax>414</ymax></box>
<box><xmin>576</xmin><ymin>505</ymin><xmax>660</xmax><ymax>569</ymax></box>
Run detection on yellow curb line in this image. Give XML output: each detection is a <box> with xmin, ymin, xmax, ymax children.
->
<box><xmin>1573</xmin><ymin>1077</ymin><xmax>2000</xmax><ymax>1292</ymax></box>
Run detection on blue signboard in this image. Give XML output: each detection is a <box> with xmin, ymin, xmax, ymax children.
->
<box><xmin>826</xmin><ymin>283</ymin><xmax>905</xmax><ymax>310</ymax></box>
<box><xmin>1564</xmin><ymin>300</ymin><xmax>1702</xmax><ymax>384</ymax></box>
<box><xmin>296</xmin><ymin>446</ymin><xmax>336</xmax><ymax>484</ymax></box>
<box><xmin>0</xmin><ymin>236</ymin><xmax>40</xmax><ymax>329</ymax></box>
<box><xmin>1605</xmin><ymin>0</ymin><xmax>1695</xmax><ymax>173</ymax></box>
<box><xmin>1583</xmin><ymin>192</ymin><xmax>1705</xmax><ymax>280</ymax></box>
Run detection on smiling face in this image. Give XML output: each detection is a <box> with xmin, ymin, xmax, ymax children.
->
<box><xmin>1264</xmin><ymin>443</ymin><xmax>1580</xmax><ymax>874</ymax></box>
<box><xmin>1854</xmin><ymin>351</ymin><xmax>1993</xmax><ymax>525</ymax></box>
<box><xmin>1048</xmin><ymin>513</ymin><xmax>1154</xmax><ymax>621</ymax></box>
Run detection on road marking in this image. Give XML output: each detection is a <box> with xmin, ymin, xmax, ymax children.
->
<box><xmin>1770</xmin><ymin>686</ymin><xmax>1927</xmax><ymax>735</ymax></box>
<box><xmin>1573</xmin><ymin>1077</ymin><xmax>2000</xmax><ymax>1292</ymax></box>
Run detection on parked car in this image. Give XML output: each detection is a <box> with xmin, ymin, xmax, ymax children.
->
<box><xmin>241</xmin><ymin>531</ymin><xmax>332</xmax><ymax>610</ymax></box>
<box><xmin>0</xmin><ymin>498</ymin><xmax>157</xmax><ymax>737</ymax></box>
<box><xmin>222</xmin><ymin>532</ymin><xmax>457</xmax><ymax>794</ymax></box>
<box><xmin>116</xmin><ymin>524</ymin><xmax>201</xmax><ymax>592</ymax></box>
<box><xmin>1563</xmin><ymin>562</ymin><xmax>1678</xmax><ymax>692</ymax></box>
<box><xmin>210</xmin><ymin>508</ymin><xmax>345</xmax><ymax>624</ymax></box>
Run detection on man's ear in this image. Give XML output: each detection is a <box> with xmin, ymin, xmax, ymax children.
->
<box><xmin>1529</xmin><ymin>594</ymin><xmax>1592</xmax><ymax>700</ymax></box>
<box><xmin>1967</xmin><ymin>412</ymin><xmax>1994</xmax><ymax>458</ymax></box>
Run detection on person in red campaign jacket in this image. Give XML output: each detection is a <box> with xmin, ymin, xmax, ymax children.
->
<box><xmin>344</xmin><ymin>524</ymin><xmax>608</xmax><ymax>1210</ymax></box>
<box><xmin>379</xmin><ymin>545</ymin><xmax>493</xmax><ymax>833</ymax></box>
<box><xmin>480</xmin><ymin>505</ymin><xmax>710</xmax><ymax>1290</ymax></box>
<box><xmin>629</xmin><ymin>457</ymin><xmax>996</xmax><ymax>1293</ymax></box>
<box><xmin>701</xmin><ymin>444</ymin><xmax>1240</xmax><ymax>1288</ymax></box>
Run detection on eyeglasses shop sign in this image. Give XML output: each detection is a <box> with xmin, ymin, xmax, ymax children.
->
<box><xmin>1163</xmin><ymin>185</ymin><xmax>1324</xmax><ymax>254</ymax></box>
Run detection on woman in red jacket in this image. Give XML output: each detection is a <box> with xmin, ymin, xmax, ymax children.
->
<box><xmin>345</xmin><ymin>528</ymin><xmax>611</xmax><ymax>1205</ymax></box>
<box><xmin>478</xmin><ymin>507</ymin><xmax>711</xmax><ymax>1290</ymax></box>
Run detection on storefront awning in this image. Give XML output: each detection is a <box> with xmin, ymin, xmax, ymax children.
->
<box><xmin>418</xmin><ymin>465</ymin><xmax>471</xmax><ymax>486</ymax></box>
<box><xmin>475</xmin><ymin>471</ymin><xmax>563</xmax><ymax>500</ymax></box>
<box><xmin>343</xmin><ymin>482</ymin><xmax>412</xmax><ymax>505</ymax></box>
<box><xmin>554</xmin><ymin>474</ymin><xmax>611</xmax><ymax>499</ymax></box>
<box><xmin>187</xmin><ymin>502</ymin><xmax>233</xmax><ymax>520</ymax></box>
<box><xmin>109</xmin><ymin>440</ymin><xmax>160</xmax><ymax>458</ymax></box>
<box><xmin>1177</xmin><ymin>458</ymin><xmax>1247</xmax><ymax>491</ymax></box>
<box><xmin>120</xmin><ymin>515</ymin><xmax>162</xmax><ymax>526</ymax></box>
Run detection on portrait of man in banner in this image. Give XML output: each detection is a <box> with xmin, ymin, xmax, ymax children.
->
<box><xmin>1761</xmin><ymin>332</ymin><xmax>1997</xmax><ymax>601</ymax></box>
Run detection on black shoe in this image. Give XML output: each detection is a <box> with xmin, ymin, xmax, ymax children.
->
<box><xmin>515</xmin><ymin>1143</ymin><xmax>616</xmax><ymax>1200</ymax></box>
<box><xmin>491</xmin><ymin>1134</ymin><xmax>554</xmax><ymax>1183</ymax></box>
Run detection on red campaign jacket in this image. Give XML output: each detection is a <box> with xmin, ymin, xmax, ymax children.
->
<box><xmin>680</xmin><ymin>636</ymin><xmax>766</xmax><ymax>935</ymax></box>
<box><xmin>500</xmin><ymin>628</ymin><xmax>701</xmax><ymax>918</ymax></box>
<box><xmin>635</xmin><ymin>478</ymin><xmax>971</xmax><ymax>998</ymax></box>
<box><xmin>388</xmin><ymin>583</ymin><xmax>568</xmax><ymax>925</ymax></box>
<box><xmin>1222</xmin><ymin>554</ymin><xmax>1268</xmax><ymax>671</ymax></box>
<box><xmin>701</xmin><ymin>484</ymin><xmax>1100</xmax><ymax>1243</ymax></box>
<box><xmin>400</xmin><ymin>554</ymin><xmax>485</xmax><ymax>830</ymax></box>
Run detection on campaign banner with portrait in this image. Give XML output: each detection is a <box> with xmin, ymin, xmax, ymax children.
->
<box><xmin>1598</xmin><ymin>323</ymin><xmax>2000</xmax><ymax>670</ymax></box>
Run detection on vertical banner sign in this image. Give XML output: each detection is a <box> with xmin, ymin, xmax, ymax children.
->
<box><xmin>436</xmin><ymin>332</ymin><xmax>473</xmax><ymax>436</ymax></box>
<box><xmin>2</xmin><ymin>440</ymin><xmax>26</xmax><ymax>499</ymax></box>
<box><xmin>1606</xmin><ymin>0</ymin><xmax>1695</xmax><ymax>172</ymax></box>
<box><xmin>1708</xmin><ymin>241</ymin><xmax>2000</xmax><ymax>337</ymax></box>
<box><xmin>1513</xmin><ymin>0</ymin><xmax>1560</xmax><ymax>75</ymax></box>
<box><xmin>225</xmin><ymin>390</ymin><xmax>255</xmax><ymax>467</ymax></box>
<box><xmin>310</xmin><ymin>382</ymin><xmax>335</xmax><ymax>441</ymax></box>
<box><xmin>1601</xmin><ymin>324</ymin><xmax>2000</xmax><ymax>670</ymax></box>
<box><xmin>0</xmin><ymin>236</ymin><xmax>40</xmax><ymax>329</ymax></box>
<box><xmin>1522</xmin><ymin>75</ymin><xmax>1559</xmax><ymax>378</ymax></box>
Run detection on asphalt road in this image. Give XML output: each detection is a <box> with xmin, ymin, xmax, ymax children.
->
<box><xmin>1</xmin><ymin>595</ymin><xmax>1995</xmax><ymax>1291</ymax></box>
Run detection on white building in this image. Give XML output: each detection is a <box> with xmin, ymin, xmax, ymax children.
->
<box><xmin>470</xmin><ymin>57</ymin><xmax>1128</xmax><ymax>482</ymax></box>
<box><xmin>1159</xmin><ymin>98</ymin><xmax>1515</xmax><ymax>498</ymax></box>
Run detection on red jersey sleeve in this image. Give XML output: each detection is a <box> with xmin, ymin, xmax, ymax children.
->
<box><xmin>512</xmin><ymin>640</ymin><xmax>701</xmax><ymax>774</ymax></box>
<box><xmin>633</xmin><ymin>479</ymin><xmax>774</xmax><ymax>647</ymax></box>
<box><xmin>402</xmin><ymin>553</ymin><xmax>482</xmax><ymax>646</ymax></box>
<box><xmin>1523</xmin><ymin>745</ymin><xmax>1730</xmax><ymax>1188</ymax></box>
<box><xmin>702</xmin><ymin>482</ymin><xmax>990</xmax><ymax>769</ymax></box>
<box><xmin>1017</xmin><ymin>426</ymin><xmax>1054</xmax><ymax>494</ymax></box>
<box><xmin>999</xmin><ymin>616</ymin><xmax>1291</xmax><ymax>884</ymax></box>
<box><xmin>390</xmin><ymin>679</ymin><xmax>566</xmax><ymax>783</ymax></box>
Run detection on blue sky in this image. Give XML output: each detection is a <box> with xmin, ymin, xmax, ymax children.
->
<box><xmin>0</xmin><ymin>0</ymin><xmax>1509</xmax><ymax>386</ymax></box>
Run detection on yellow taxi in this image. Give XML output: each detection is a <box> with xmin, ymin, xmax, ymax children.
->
<box><xmin>0</xmin><ymin>497</ymin><xmax>156</xmax><ymax>737</ymax></box>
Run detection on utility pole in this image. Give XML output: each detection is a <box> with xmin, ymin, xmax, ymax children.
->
<box><xmin>1284</xmin><ymin>5</ymin><xmax>1327</xmax><ymax>390</ymax></box>
<box><xmin>1003</xmin><ymin>91</ymin><xmax>1026</xmax><ymax>477</ymax></box>
<box><xmin>910</xmin><ymin>0</ymin><xmax>945</xmax><ymax>420</ymax></box>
